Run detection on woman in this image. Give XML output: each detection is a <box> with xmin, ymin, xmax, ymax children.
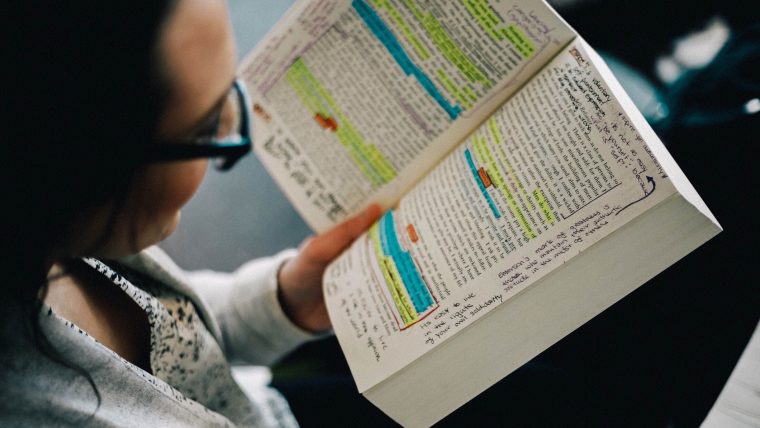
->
<box><xmin>1</xmin><ymin>0</ymin><xmax>379</xmax><ymax>426</ymax></box>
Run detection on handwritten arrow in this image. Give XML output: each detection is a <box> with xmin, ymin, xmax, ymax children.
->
<box><xmin>616</xmin><ymin>176</ymin><xmax>655</xmax><ymax>216</ymax></box>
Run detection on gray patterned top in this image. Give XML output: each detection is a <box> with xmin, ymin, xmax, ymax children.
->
<box><xmin>0</xmin><ymin>246</ymin><xmax>316</xmax><ymax>427</ymax></box>
<box><xmin>82</xmin><ymin>258</ymin><xmax>295</xmax><ymax>427</ymax></box>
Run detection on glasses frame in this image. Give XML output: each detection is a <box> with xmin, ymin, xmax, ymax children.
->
<box><xmin>149</xmin><ymin>79</ymin><xmax>253</xmax><ymax>171</ymax></box>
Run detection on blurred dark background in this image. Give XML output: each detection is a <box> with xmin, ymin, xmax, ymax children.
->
<box><xmin>161</xmin><ymin>1</ymin><xmax>759</xmax><ymax>426</ymax></box>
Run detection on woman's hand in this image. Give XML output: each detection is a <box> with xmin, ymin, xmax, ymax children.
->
<box><xmin>277</xmin><ymin>205</ymin><xmax>382</xmax><ymax>333</ymax></box>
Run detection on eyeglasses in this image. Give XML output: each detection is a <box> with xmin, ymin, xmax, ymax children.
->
<box><xmin>149</xmin><ymin>79</ymin><xmax>253</xmax><ymax>171</ymax></box>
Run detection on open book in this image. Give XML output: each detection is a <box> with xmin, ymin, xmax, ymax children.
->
<box><xmin>239</xmin><ymin>0</ymin><xmax>721</xmax><ymax>426</ymax></box>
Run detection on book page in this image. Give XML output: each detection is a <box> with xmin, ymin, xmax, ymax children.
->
<box><xmin>324</xmin><ymin>40</ymin><xmax>679</xmax><ymax>391</ymax></box>
<box><xmin>240</xmin><ymin>0</ymin><xmax>575</xmax><ymax>232</ymax></box>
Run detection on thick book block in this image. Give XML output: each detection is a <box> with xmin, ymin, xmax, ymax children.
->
<box><xmin>238</xmin><ymin>1</ymin><xmax>721</xmax><ymax>425</ymax></box>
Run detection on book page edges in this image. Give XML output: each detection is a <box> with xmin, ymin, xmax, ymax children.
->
<box><xmin>579</xmin><ymin>38</ymin><xmax>721</xmax><ymax>230</ymax></box>
<box><xmin>363</xmin><ymin>193</ymin><xmax>720</xmax><ymax>427</ymax></box>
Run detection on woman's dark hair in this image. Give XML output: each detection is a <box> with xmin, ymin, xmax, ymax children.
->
<box><xmin>3</xmin><ymin>2</ymin><xmax>175</xmax><ymax>293</ymax></box>
<box><xmin>2</xmin><ymin>0</ymin><xmax>177</xmax><ymax>412</ymax></box>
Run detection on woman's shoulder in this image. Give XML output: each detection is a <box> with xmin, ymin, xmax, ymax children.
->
<box><xmin>0</xmin><ymin>320</ymin><xmax>102</xmax><ymax>426</ymax></box>
<box><xmin>0</xmin><ymin>309</ymin><xmax>234</xmax><ymax>427</ymax></box>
